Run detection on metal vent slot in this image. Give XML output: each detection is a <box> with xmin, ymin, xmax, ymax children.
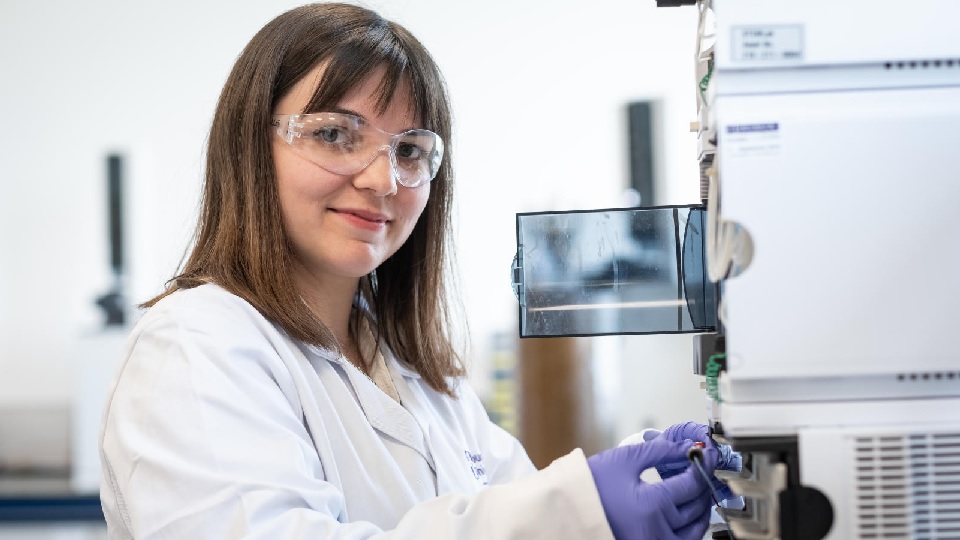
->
<box><xmin>895</xmin><ymin>372</ymin><xmax>959</xmax><ymax>382</ymax></box>
<box><xmin>883</xmin><ymin>59</ymin><xmax>960</xmax><ymax>70</ymax></box>
<box><xmin>854</xmin><ymin>433</ymin><xmax>960</xmax><ymax>539</ymax></box>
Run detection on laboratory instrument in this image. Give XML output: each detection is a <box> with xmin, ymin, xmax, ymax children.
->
<box><xmin>513</xmin><ymin>1</ymin><xmax>960</xmax><ymax>537</ymax></box>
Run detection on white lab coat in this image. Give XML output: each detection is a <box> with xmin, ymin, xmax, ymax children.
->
<box><xmin>99</xmin><ymin>284</ymin><xmax>613</xmax><ymax>539</ymax></box>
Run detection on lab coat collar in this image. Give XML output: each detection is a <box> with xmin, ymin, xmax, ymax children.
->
<box><xmin>302</xmin><ymin>342</ymin><xmax>422</xmax><ymax>380</ymax></box>
<box><xmin>302</xmin><ymin>342</ymin><xmax>436</xmax><ymax>474</ymax></box>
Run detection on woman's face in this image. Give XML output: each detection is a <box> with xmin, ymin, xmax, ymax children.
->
<box><xmin>272</xmin><ymin>64</ymin><xmax>431</xmax><ymax>292</ymax></box>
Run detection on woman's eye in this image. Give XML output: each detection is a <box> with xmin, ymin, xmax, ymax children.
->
<box><xmin>396</xmin><ymin>142</ymin><xmax>424</xmax><ymax>160</ymax></box>
<box><xmin>314</xmin><ymin>127</ymin><xmax>348</xmax><ymax>144</ymax></box>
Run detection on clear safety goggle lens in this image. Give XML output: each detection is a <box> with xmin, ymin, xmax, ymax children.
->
<box><xmin>271</xmin><ymin>112</ymin><xmax>444</xmax><ymax>188</ymax></box>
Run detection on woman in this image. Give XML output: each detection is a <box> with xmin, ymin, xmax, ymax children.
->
<box><xmin>99</xmin><ymin>4</ymin><xmax>719</xmax><ymax>539</ymax></box>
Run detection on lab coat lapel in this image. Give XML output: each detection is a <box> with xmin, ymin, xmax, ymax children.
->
<box><xmin>384</xmin><ymin>353</ymin><xmax>471</xmax><ymax>495</ymax></box>
<box><xmin>384</xmin><ymin>354</ymin><xmax>491</xmax><ymax>496</ymax></box>
<box><xmin>333</xmin><ymin>355</ymin><xmax>435</xmax><ymax>472</ymax></box>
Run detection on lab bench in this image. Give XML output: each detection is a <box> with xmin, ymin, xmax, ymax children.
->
<box><xmin>0</xmin><ymin>476</ymin><xmax>105</xmax><ymax>540</ymax></box>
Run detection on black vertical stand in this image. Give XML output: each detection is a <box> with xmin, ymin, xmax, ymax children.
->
<box><xmin>95</xmin><ymin>153</ymin><xmax>126</xmax><ymax>327</ymax></box>
<box><xmin>628</xmin><ymin>100</ymin><xmax>657</xmax><ymax>207</ymax></box>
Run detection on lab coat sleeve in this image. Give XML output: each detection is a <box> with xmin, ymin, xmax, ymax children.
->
<box><xmin>398</xmin><ymin>384</ymin><xmax>614</xmax><ymax>538</ymax></box>
<box><xmin>391</xmin><ymin>448</ymin><xmax>614</xmax><ymax>539</ymax></box>
<box><xmin>100</xmin><ymin>289</ymin><xmax>613</xmax><ymax>539</ymax></box>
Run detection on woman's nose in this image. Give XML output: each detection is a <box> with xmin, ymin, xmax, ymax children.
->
<box><xmin>352</xmin><ymin>146</ymin><xmax>397</xmax><ymax>196</ymax></box>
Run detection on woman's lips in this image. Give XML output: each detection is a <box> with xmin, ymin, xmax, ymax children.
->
<box><xmin>331</xmin><ymin>208</ymin><xmax>389</xmax><ymax>231</ymax></box>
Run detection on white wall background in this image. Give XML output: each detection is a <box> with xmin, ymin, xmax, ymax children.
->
<box><xmin>0</xmin><ymin>0</ymin><xmax>706</xmax><ymax>461</ymax></box>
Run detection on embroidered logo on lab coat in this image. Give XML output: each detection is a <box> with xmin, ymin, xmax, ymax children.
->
<box><xmin>464</xmin><ymin>451</ymin><xmax>488</xmax><ymax>485</ymax></box>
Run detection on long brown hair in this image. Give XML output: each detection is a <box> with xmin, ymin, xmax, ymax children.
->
<box><xmin>146</xmin><ymin>3</ymin><xmax>465</xmax><ymax>394</ymax></box>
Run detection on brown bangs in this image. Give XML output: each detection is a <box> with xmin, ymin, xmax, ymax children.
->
<box><xmin>296</xmin><ymin>23</ymin><xmax>443</xmax><ymax>136</ymax></box>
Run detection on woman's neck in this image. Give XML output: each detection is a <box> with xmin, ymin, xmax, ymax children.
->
<box><xmin>291</xmin><ymin>264</ymin><xmax>361</xmax><ymax>359</ymax></box>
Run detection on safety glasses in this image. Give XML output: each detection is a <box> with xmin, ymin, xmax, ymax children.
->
<box><xmin>271</xmin><ymin>112</ymin><xmax>444</xmax><ymax>188</ymax></box>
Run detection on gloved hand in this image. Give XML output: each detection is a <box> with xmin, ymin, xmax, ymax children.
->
<box><xmin>654</xmin><ymin>422</ymin><xmax>739</xmax><ymax>501</ymax></box>
<box><xmin>660</xmin><ymin>422</ymin><xmax>713</xmax><ymax>448</ymax></box>
<box><xmin>587</xmin><ymin>439</ymin><xmax>717</xmax><ymax>540</ymax></box>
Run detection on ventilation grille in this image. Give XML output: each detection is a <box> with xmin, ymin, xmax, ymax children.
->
<box><xmin>896</xmin><ymin>372</ymin><xmax>959</xmax><ymax>382</ymax></box>
<box><xmin>854</xmin><ymin>433</ymin><xmax>960</xmax><ymax>539</ymax></box>
<box><xmin>884</xmin><ymin>59</ymin><xmax>960</xmax><ymax>70</ymax></box>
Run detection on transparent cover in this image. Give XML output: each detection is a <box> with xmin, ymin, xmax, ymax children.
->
<box><xmin>515</xmin><ymin>206</ymin><xmax>717</xmax><ymax>337</ymax></box>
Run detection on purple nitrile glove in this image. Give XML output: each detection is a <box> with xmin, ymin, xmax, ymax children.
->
<box><xmin>587</xmin><ymin>439</ymin><xmax>716</xmax><ymax>540</ymax></box>
<box><xmin>655</xmin><ymin>422</ymin><xmax>738</xmax><ymax>501</ymax></box>
<box><xmin>660</xmin><ymin>422</ymin><xmax>713</xmax><ymax>445</ymax></box>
